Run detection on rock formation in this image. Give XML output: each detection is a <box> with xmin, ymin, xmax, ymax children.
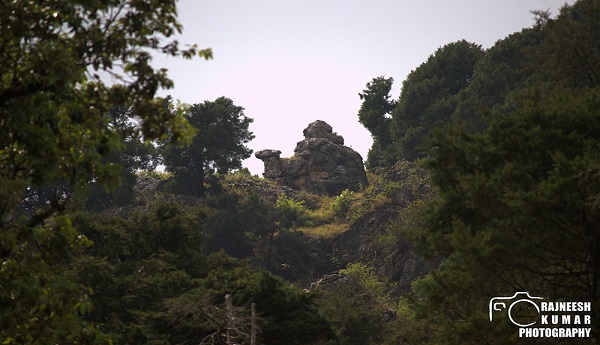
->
<box><xmin>255</xmin><ymin>120</ymin><xmax>368</xmax><ymax>195</ymax></box>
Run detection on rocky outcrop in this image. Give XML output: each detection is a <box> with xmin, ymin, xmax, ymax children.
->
<box><xmin>255</xmin><ymin>120</ymin><xmax>368</xmax><ymax>196</ymax></box>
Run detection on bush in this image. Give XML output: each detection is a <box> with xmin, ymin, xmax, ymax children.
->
<box><xmin>275</xmin><ymin>194</ymin><xmax>309</xmax><ymax>229</ymax></box>
<box><xmin>330</xmin><ymin>189</ymin><xmax>355</xmax><ymax>219</ymax></box>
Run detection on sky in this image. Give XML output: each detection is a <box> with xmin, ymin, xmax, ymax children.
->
<box><xmin>153</xmin><ymin>0</ymin><xmax>574</xmax><ymax>175</ymax></box>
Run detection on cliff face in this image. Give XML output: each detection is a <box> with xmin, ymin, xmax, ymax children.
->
<box><xmin>255</xmin><ymin>120</ymin><xmax>368</xmax><ymax>196</ymax></box>
<box><xmin>332</xmin><ymin>207</ymin><xmax>441</xmax><ymax>293</ymax></box>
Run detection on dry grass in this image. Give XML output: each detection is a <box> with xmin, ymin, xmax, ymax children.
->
<box><xmin>297</xmin><ymin>222</ymin><xmax>348</xmax><ymax>239</ymax></box>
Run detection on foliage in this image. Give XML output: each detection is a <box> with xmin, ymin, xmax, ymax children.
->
<box><xmin>71</xmin><ymin>199</ymin><xmax>335</xmax><ymax>345</ymax></box>
<box><xmin>222</xmin><ymin>167</ymin><xmax>256</xmax><ymax>182</ymax></box>
<box><xmin>203</xmin><ymin>189</ymin><xmax>266</xmax><ymax>259</ymax></box>
<box><xmin>297</xmin><ymin>222</ymin><xmax>347</xmax><ymax>239</ymax></box>
<box><xmin>399</xmin><ymin>88</ymin><xmax>600</xmax><ymax>344</ymax></box>
<box><xmin>320</xmin><ymin>263</ymin><xmax>395</xmax><ymax>345</ymax></box>
<box><xmin>359</xmin><ymin>41</ymin><xmax>483</xmax><ymax>167</ymax></box>
<box><xmin>162</xmin><ymin>97</ymin><xmax>254</xmax><ymax>197</ymax></box>
<box><xmin>361</xmin><ymin>24</ymin><xmax>582</xmax><ymax>167</ymax></box>
<box><xmin>71</xmin><ymin>200</ymin><xmax>206</xmax><ymax>344</ymax></box>
<box><xmin>0</xmin><ymin>1</ymin><xmax>208</xmax><ymax>343</ymax></box>
<box><xmin>275</xmin><ymin>193</ymin><xmax>310</xmax><ymax>228</ymax></box>
<box><xmin>358</xmin><ymin>76</ymin><xmax>396</xmax><ymax>168</ymax></box>
<box><xmin>390</xmin><ymin>40</ymin><xmax>484</xmax><ymax>162</ymax></box>
<box><xmin>452</xmin><ymin>28</ymin><xmax>543</xmax><ymax>133</ymax></box>
<box><xmin>137</xmin><ymin>169</ymin><xmax>172</xmax><ymax>181</ymax></box>
<box><xmin>167</xmin><ymin>252</ymin><xmax>335</xmax><ymax>345</ymax></box>
<box><xmin>330</xmin><ymin>189</ymin><xmax>355</xmax><ymax>220</ymax></box>
<box><xmin>337</xmin><ymin>165</ymin><xmax>428</xmax><ymax>223</ymax></box>
<box><xmin>0</xmin><ymin>216</ymin><xmax>110</xmax><ymax>345</ymax></box>
<box><xmin>5</xmin><ymin>1</ymin><xmax>599</xmax><ymax>344</ymax></box>
<box><xmin>86</xmin><ymin>103</ymin><xmax>163</xmax><ymax>210</ymax></box>
<box><xmin>202</xmin><ymin>186</ymin><xmax>309</xmax><ymax>277</ymax></box>
<box><xmin>531</xmin><ymin>0</ymin><xmax>600</xmax><ymax>89</ymax></box>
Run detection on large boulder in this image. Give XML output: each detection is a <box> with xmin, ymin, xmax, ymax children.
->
<box><xmin>255</xmin><ymin>120</ymin><xmax>368</xmax><ymax>195</ymax></box>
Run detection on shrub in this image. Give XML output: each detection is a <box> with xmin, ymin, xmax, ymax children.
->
<box><xmin>275</xmin><ymin>194</ymin><xmax>309</xmax><ymax>229</ymax></box>
<box><xmin>330</xmin><ymin>189</ymin><xmax>355</xmax><ymax>219</ymax></box>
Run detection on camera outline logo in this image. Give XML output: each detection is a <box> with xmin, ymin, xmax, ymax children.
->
<box><xmin>489</xmin><ymin>292</ymin><xmax>543</xmax><ymax>327</ymax></box>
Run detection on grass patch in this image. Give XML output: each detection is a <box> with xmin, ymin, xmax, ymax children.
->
<box><xmin>297</xmin><ymin>222</ymin><xmax>348</xmax><ymax>239</ymax></box>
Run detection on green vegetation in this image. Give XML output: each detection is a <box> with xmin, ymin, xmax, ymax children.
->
<box><xmin>72</xmin><ymin>202</ymin><xmax>333</xmax><ymax>344</ymax></box>
<box><xmin>400</xmin><ymin>87</ymin><xmax>600</xmax><ymax>344</ymax></box>
<box><xmin>360</xmin><ymin>40</ymin><xmax>484</xmax><ymax>167</ymax></box>
<box><xmin>3</xmin><ymin>0</ymin><xmax>600</xmax><ymax>344</ymax></box>
<box><xmin>1</xmin><ymin>1</ymin><xmax>208</xmax><ymax>343</ymax></box>
<box><xmin>364</xmin><ymin>1</ymin><xmax>600</xmax><ymax>343</ymax></box>
<box><xmin>162</xmin><ymin>97</ymin><xmax>254</xmax><ymax>197</ymax></box>
<box><xmin>319</xmin><ymin>263</ymin><xmax>395</xmax><ymax>345</ymax></box>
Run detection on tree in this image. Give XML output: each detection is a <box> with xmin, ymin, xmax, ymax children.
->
<box><xmin>163</xmin><ymin>97</ymin><xmax>254</xmax><ymax>197</ymax></box>
<box><xmin>531</xmin><ymin>0</ymin><xmax>600</xmax><ymax>89</ymax></box>
<box><xmin>0</xmin><ymin>1</ymin><xmax>210</xmax><ymax>343</ymax></box>
<box><xmin>358</xmin><ymin>41</ymin><xmax>483</xmax><ymax>168</ymax></box>
<box><xmin>167</xmin><ymin>252</ymin><xmax>335</xmax><ymax>345</ymax></box>
<box><xmin>71</xmin><ymin>201</ymin><xmax>206</xmax><ymax>344</ymax></box>
<box><xmin>320</xmin><ymin>263</ymin><xmax>395</xmax><ymax>345</ymax></box>
<box><xmin>358</xmin><ymin>77</ymin><xmax>396</xmax><ymax>169</ymax></box>
<box><xmin>390</xmin><ymin>40</ymin><xmax>484</xmax><ymax>162</ymax></box>
<box><xmin>452</xmin><ymin>28</ymin><xmax>543</xmax><ymax>133</ymax></box>
<box><xmin>86</xmin><ymin>103</ymin><xmax>162</xmax><ymax>210</ymax></box>
<box><xmin>400</xmin><ymin>88</ymin><xmax>600</xmax><ymax>344</ymax></box>
<box><xmin>385</xmin><ymin>4</ymin><xmax>600</xmax><ymax>342</ymax></box>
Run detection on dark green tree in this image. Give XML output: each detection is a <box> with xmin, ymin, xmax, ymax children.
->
<box><xmin>358</xmin><ymin>76</ymin><xmax>396</xmax><ymax>169</ymax></box>
<box><xmin>86</xmin><ymin>103</ymin><xmax>162</xmax><ymax>210</ymax></box>
<box><xmin>167</xmin><ymin>252</ymin><xmax>335</xmax><ymax>345</ymax></box>
<box><xmin>452</xmin><ymin>28</ymin><xmax>543</xmax><ymax>133</ymax></box>
<box><xmin>387</xmin><ymin>4</ymin><xmax>600</xmax><ymax>343</ymax></box>
<box><xmin>71</xmin><ymin>201</ymin><xmax>206</xmax><ymax>344</ymax></box>
<box><xmin>0</xmin><ymin>1</ymin><xmax>209</xmax><ymax>343</ymax></box>
<box><xmin>531</xmin><ymin>0</ymin><xmax>600</xmax><ymax>89</ymax></box>
<box><xmin>163</xmin><ymin>97</ymin><xmax>254</xmax><ymax>197</ymax></box>
<box><xmin>390</xmin><ymin>40</ymin><xmax>484</xmax><ymax>162</ymax></box>
<box><xmin>203</xmin><ymin>189</ymin><xmax>267</xmax><ymax>259</ymax></box>
<box><xmin>320</xmin><ymin>263</ymin><xmax>395</xmax><ymax>345</ymax></box>
<box><xmin>400</xmin><ymin>88</ymin><xmax>600</xmax><ymax>344</ymax></box>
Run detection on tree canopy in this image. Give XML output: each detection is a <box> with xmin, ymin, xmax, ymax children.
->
<box><xmin>71</xmin><ymin>201</ymin><xmax>334</xmax><ymax>345</ymax></box>
<box><xmin>359</xmin><ymin>40</ymin><xmax>483</xmax><ymax>167</ymax></box>
<box><xmin>0</xmin><ymin>1</ymin><xmax>210</xmax><ymax>343</ymax></box>
<box><xmin>398</xmin><ymin>87</ymin><xmax>600</xmax><ymax>344</ymax></box>
<box><xmin>162</xmin><ymin>96</ymin><xmax>254</xmax><ymax>197</ymax></box>
<box><xmin>382</xmin><ymin>1</ymin><xmax>600</xmax><ymax>342</ymax></box>
<box><xmin>358</xmin><ymin>76</ymin><xmax>396</xmax><ymax>169</ymax></box>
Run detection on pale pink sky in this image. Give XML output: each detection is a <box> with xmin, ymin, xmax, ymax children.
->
<box><xmin>154</xmin><ymin>0</ymin><xmax>573</xmax><ymax>174</ymax></box>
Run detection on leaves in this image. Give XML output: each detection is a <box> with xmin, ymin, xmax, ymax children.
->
<box><xmin>402</xmin><ymin>88</ymin><xmax>600</xmax><ymax>344</ymax></box>
<box><xmin>0</xmin><ymin>1</ymin><xmax>209</xmax><ymax>342</ymax></box>
<box><xmin>390</xmin><ymin>40</ymin><xmax>484</xmax><ymax>162</ymax></box>
<box><xmin>162</xmin><ymin>97</ymin><xmax>254</xmax><ymax>197</ymax></box>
